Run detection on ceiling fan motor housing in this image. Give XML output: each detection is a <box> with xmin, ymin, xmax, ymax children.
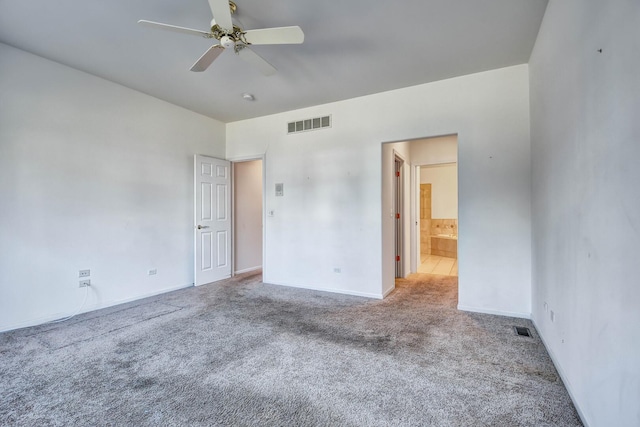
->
<box><xmin>220</xmin><ymin>35</ymin><xmax>236</xmax><ymax>49</ymax></box>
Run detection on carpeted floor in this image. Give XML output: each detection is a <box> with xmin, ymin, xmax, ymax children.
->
<box><xmin>0</xmin><ymin>272</ymin><xmax>582</xmax><ymax>426</ymax></box>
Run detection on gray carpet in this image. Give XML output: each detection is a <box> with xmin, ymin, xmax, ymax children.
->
<box><xmin>0</xmin><ymin>271</ymin><xmax>581</xmax><ymax>426</ymax></box>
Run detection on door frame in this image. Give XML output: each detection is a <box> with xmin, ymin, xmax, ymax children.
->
<box><xmin>393</xmin><ymin>151</ymin><xmax>406</xmax><ymax>278</ymax></box>
<box><xmin>228</xmin><ymin>154</ymin><xmax>267</xmax><ymax>278</ymax></box>
<box><xmin>381</xmin><ymin>134</ymin><xmax>459</xmax><ymax>294</ymax></box>
<box><xmin>410</xmin><ymin>165</ymin><xmax>420</xmax><ymax>274</ymax></box>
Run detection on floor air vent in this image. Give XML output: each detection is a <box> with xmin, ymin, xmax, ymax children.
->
<box><xmin>514</xmin><ymin>326</ymin><xmax>532</xmax><ymax>337</ymax></box>
<box><xmin>287</xmin><ymin>115</ymin><xmax>331</xmax><ymax>134</ymax></box>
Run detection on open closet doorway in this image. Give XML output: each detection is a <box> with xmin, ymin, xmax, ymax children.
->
<box><xmin>232</xmin><ymin>159</ymin><xmax>263</xmax><ymax>276</ymax></box>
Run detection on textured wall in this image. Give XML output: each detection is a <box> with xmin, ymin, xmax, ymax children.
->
<box><xmin>0</xmin><ymin>43</ymin><xmax>225</xmax><ymax>331</ymax></box>
<box><xmin>529</xmin><ymin>1</ymin><xmax>640</xmax><ymax>425</ymax></box>
<box><xmin>227</xmin><ymin>65</ymin><xmax>531</xmax><ymax>316</ymax></box>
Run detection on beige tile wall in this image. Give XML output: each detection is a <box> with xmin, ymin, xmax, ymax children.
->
<box><xmin>430</xmin><ymin>219</ymin><xmax>457</xmax><ymax>237</ymax></box>
<box><xmin>420</xmin><ymin>184</ymin><xmax>431</xmax><ymax>254</ymax></box>
<box><xmin>430</xmin><ymin>236</ymin><xmax>457</xmax><ymax>258</ymax></box>
<box><xmin>420</xmin><ymin>188</ymin><xmax>458</xmax><ymax>258</ymax></box>
<box><xmin>430</xmin><ymin>218</ymin><xmax>457</xmax><ymax>258</ymax></box>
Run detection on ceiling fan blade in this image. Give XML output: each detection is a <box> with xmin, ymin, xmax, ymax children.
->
<box><xmin>190</xmin><ymin>45</ymin><xmax>225</xmax><ymax>72</ymax></box>
<box><xmin>138</xmin><ymin>20</ymin><xmax>211</xmax><ymax>38</ymax></box>
<box><xmin>208</xmin><ymin>0</ymin><xmax>234</xmax><ymax>32</ymax></box>
<box><xmin>243</xmin><ymin>26</ymin><xmax>304</xmax><ymax>45</ymax></box>
<box><xmin>236</xmin><ymin>46</ymin><xmax>276</xmax><ymax>76</ymax></box>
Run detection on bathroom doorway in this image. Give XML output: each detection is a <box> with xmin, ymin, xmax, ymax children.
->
<box><xmin>417</xmin><ymin>163</ymin><xmax>458</xmax><ymax>276</ymax></box>
<box><xmin>410</xmin><ymin>135</ymin><xmax>458</xmax><ymax>277</ymax></box>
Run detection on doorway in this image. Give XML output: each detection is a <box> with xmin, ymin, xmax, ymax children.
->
<box><xmin>417</xmin><ymin>162</ymin><xmax>458</xmax><ymax>276</ymax></box>
<box><xmin>381</xmin><ymin>135</ymin><xmax>458</xmax><ymax>295</ymax></box>
<box><xmin>232</xmin><ymin>159</ymin><xmax>263</xmax><ymax>275</ymax></box>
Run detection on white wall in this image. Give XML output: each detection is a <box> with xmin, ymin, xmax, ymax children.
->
<box><xmin>529</xmin><ymin>1</ymin><xmax>640</xmax><ymax>426</ymax></box>
<box><xmin>233</xmin><ymin>160</ymin><xmax>263</xmax><ymax>273</ymax></box>
<box><xmin>227</xmin><ymin>64</ymin><xmax>531</xmax><ymax>316</ymax></box>
<box><xmin>421</xmin><ymin>164</ymin><xmax>458</xmax><ymax>219</ymax></box>
<box><xmin>0</xmin><ymin>43</ymin><xmax>225</xmax><ymax>332</ymax></box>
<box><xmin>410</xmin><ymin>134</ymin><xmax>458</xmax><ymax>165</ymax></box>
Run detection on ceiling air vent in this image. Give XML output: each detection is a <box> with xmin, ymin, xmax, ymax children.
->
<box><xmin>287</xmin><ymin>115</ymin><xmax>331</xmax><ymax>134</ymax></box>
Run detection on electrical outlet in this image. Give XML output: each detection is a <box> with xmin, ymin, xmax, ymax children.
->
<box><xmin>79</xmin><ymin>279</ymin><xmax>91</xmax><ymax>288</ymax></box>
<box><xmin>79</xmin><ymin>269</ymin><xmax>90</xmax><ymax>278</ymax></box>
<box><xmin>148</xmin><ymin>269</ymin><xmax>157</xmax><ymax>276</ymax></box>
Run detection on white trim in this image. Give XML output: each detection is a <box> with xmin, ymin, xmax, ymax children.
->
<box><xmin>234</xmin><ymin>266</ymin><xmax>262</xmax><ymax>275</ymax></box>
<box><xmin>226</xmin><ymin>154</ymin><xmax>265</xmax><ymax>162</ymax></box>
<box><xmin>230</xmin><ymin>160</ymin><xmax>236</xmax><ymax>276</ymax></box>
<box><xmin>229</xmin><ymin>155</ymin><xmax>266</xmax><ymax>279</ymax></box>
<box><xmin>410</xmin><ymin>164</ymin><xmax>419</xmax><ymax>274</ymax></box>
<box><xmin>382</xmin><ymin>285</ymin><xmax>396</xmax><ymax>298</ymax></box>
<box><xmin>262</xmin><ymin>153</ymin><xmax>267</xmax><ymax>280</ymax></box>
<box><xmin>267</xmin><ymin>281</ymin><xmax>384</xmax><ymax>300</ymax></box>
<box><xmin>531</xmin><ymin>317</ymin><xmax>590</xmax><ymax>427</ymax></box>
<box><xmin>392</xmin><ymin>150</ymin><xmax>406</xmax><ymax>278</ymax></box>
<box><xmin>457</xmin><ymin>304</ymin><xmax>531</xmax><ymax>319</ymax></box>
<box><xmin>0</xmin><ymin>282</ymin><xmax>192</xmax><ymax>333</ymax></box>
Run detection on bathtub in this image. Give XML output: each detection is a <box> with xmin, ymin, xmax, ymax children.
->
<box><xmin>431</xmin><ymin>234</ymin><xmax>458</xmax><ymax>258</ymax></box>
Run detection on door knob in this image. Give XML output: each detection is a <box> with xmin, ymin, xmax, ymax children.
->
<box><xmin>197</xmin><ymin>225</ymin><xmax>209</xmax><ymax>229</ymax></box>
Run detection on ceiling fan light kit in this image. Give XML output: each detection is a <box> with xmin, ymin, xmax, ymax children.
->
<box><xmin>220</xmin><ymin>35</ymin><xmax>236</xmax><ymax>49</ymax></box>
<box><xmin>138</xmin><ymin>0</ymin><xmax>304</xmax><ymax>76</ymax></box>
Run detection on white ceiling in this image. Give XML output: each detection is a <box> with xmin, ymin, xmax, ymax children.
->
<box><xmin>0</xmin><ymin>0</ymin><xmax>548</xmax><ymax>123</ymax></box>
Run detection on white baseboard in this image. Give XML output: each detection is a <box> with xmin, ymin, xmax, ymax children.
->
<box><xmin>382</xmin><ymin>286</ymin><xmax>396</xmax><ymax>298</ymax></box>
<box><xmin>531</xmin><ymin>317</ymin><xmax>590</xmax><ymax>427</ymax></box>
<box><xmin>234</xmin><ymin>266</ymin><xmax>262</xmax><ymax>275</ymax></box>
<box><xmin>457</xmin><ymin>304</ymin><xmax>531</xmax><ymax>319</ymax></box>
<box><xmin>266</xmin><ymin>280</ymin><xmax>384</xmax><ymax>300</ymax></box>
<box><xmin>0</xmin><ymin>282</ymin><xmax>193</xmax><ymax>333</ymax></box>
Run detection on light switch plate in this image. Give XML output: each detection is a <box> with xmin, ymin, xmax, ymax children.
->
<box><xmin>275</xmin><ymin>183</ymin><xmax>284</xmax><ymax>197</ymax></box>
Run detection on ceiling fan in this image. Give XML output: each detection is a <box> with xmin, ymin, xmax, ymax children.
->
<box><xmin>138</xmin><ymin>0</ymin><xmax>304</xmax><ymax>76</ymax></box>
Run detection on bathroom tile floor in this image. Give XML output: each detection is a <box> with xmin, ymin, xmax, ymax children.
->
<box><xmin>418</xmin><ymin>254</ymin><xmax>458</xmax><ymax>276</ymax></box>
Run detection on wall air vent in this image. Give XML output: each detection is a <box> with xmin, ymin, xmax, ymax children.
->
<box><xmin>287</xmin><ymin>115</ymin><xmax>331</xmax><ymax>134</ymax></box>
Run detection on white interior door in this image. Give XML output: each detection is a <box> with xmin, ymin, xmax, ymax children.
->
<box><xmin>195</xmin><ymin>155</ymin><xmax>231</xmax><ymax>286</ymax></box>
